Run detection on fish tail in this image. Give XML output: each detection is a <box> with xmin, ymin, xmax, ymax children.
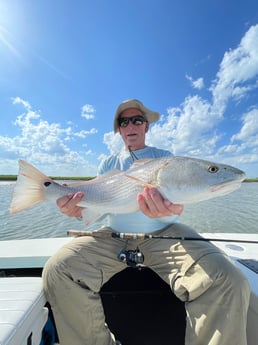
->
<box><xmin>9</xmin><ymin>160</ymin><xmax>53</xmax><ymax>214</ymax></box>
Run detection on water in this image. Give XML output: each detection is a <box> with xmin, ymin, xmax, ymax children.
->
<box><xmin>0</xmin><ymin>182</ymin><xmax>257</xmax><ymax>241</ymax></box>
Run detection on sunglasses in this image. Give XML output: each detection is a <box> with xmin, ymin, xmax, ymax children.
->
<box><xmin>118</xmin><ymin>115</ymin><xmax>147</xmax><ymax>128</ymax></box>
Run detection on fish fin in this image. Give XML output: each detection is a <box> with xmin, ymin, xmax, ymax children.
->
<box><xmin>9</xmin><ymin>160</ymin><xmax>52</xmax><ymax>214</ymax></box>
<box><xmin>67</xmin><ymin>169</ymin><xmax>122</xmax><ymax>187</ymax></box>
<box><xmin>81</xmin><ymin>208</ymin><xmax>103</xmax><ymax>226</ymax></box>
<box><xmin>124</xmin><ymin>173</ymin><xmax>156</xmax><ymax>188</ymax></box>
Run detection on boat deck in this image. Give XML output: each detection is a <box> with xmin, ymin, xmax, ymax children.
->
<box><xmin>0</xmin><ymin>233</ymin><xmax>257</xmax><ymax>345</ymax></box>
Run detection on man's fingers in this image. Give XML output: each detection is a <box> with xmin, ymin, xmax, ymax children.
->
<box><xmin>164</xmin><ymin>199</ymin><xmax>184</xmax><ymax>215</ymax></box>
<box><xmin>138</xmin><ymin>187</ymin><xmax>184</xmax><ymax>218</ymax></box>
<box><xmin>56</xmin><ymin>192</ymin><xmax>84</xmax><ymax>217</ymax></box>
<box><xmin>56</xmin><ymin>194</ymin><xmax>74</xmax><ymax>208</ymax></box>
<box><xmin>137</xmin><ymin>193</ymin><xmax>152</xmax><ymax>217</ymax></box>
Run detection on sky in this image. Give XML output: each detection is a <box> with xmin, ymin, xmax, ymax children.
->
<box><xmin>0</xmin><ymin>0</ymin><xmax>258</xmax><ymax>178</ymax></box>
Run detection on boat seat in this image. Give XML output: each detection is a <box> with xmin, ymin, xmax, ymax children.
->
<box><xmin>0</xmin><ymin>277</ymin><xmax>48</xmax><ymax>345</ymax></box>
<box><xmin>100</xmin><ymin>267</ymin><xmax>186</xmax><ymax>345</ymax></box>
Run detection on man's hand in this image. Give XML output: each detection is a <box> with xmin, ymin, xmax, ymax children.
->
<box><xmin>56</xmin><ymin>192</ymin><xmax>84</xmax><ymax>218</ymax></box>
<box><xmin>137</xmin><ymin>187</ymin><xmax>184</xmax><ymax>218</ymax></box>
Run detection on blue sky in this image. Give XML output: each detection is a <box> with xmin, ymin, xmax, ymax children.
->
<box><xmin>0</xmin><ymin>0</ymin><xmax>258</xmax><ymax>177</ymax></box>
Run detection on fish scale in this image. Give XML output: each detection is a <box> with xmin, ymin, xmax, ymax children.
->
<box><xmin>77</xmin><ymin>174</ymin><xmax>143</xmax><ymax>212</ymax></box>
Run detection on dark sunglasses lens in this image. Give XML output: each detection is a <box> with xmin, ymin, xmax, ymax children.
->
<box><xmin>119</xmin><ymin>116</ymin><xmax>146</xmax><ymax>127</ymax></box>
<box><xmin>132</xmin><ymin>116</ymin><xmax>145</xmax><ymax>125</ymax></box>
<box><xmin>119</xmin><ymin>118</ymin><xmax>130</xmax><ymax>127</ymax></box>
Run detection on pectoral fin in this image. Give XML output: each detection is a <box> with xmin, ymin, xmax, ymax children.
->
<box><xmin>124</xmin><ymin>174</ymin><xmax>156</xmax><ymax>189</ymax></box>
<box><xmin>81</xmin><ymin>208</ymin><xmax>104</xmax><ymax>226</ymax></box>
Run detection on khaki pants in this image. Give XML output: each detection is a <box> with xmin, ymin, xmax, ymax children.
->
<box><xmin>42</xmin><ymin>223</ymin><xmax>250</xmax><ymax>345</ymax></box>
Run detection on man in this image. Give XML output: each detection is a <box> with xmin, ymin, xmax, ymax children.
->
<box><xmin>43</xmin><ymin>99</ymin><xmax>250</xmax><ymax>345</ymax></box>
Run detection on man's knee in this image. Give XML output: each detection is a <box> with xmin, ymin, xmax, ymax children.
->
<box><xmin>173</xmin><ymin>252</ymin><xmax>250</xmax><ymax>304</ymax></box>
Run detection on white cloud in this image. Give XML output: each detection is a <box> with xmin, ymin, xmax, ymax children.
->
<box><xmin>12</xmin><ymin>97</ymin><xmax>32</xmax><ymax>110</ymax></box>
<box><xmin>81</xmin><ymin>104</ymin><xmax>96</xmax><ymax>120</ymax></box>
<box><xmin>0</xmin><ymin>98</ymin><xmax>99</xmax><ymax>176</ymax></box>
<box><xmin>146</xmin><ymin>94</ymin><xmax>220</xmax><ymax>157</ymax></box>
<box><xmin>231</xmin><ymin>108</ymin><xmax>258</xmax><ymax>147</ymax></box>
<box><xmin>186</xmin><ymin>74</ymin><xmax>205</xmax><ymax>90</ymax></box>
<box><xmin>102</xmin><ymin>131</ymin><xmax>123</xmax><ymax>154</ymax></box>
<box><xmin>74</xmin><ymin>128</ymin><xmax>98</xmax><ymax>138</ymax></box>
<box><xmin>210</xmin><ymin>24</ymin><xmax>258</xmax><ymax>111</ymax></box>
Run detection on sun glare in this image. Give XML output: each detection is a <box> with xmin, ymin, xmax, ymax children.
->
<box><xmin>0</xmin><ymin>25</ymin><xmax>20</xmax><ymax>56</ymax></box>
<box><xmin>0</xmin><ymin>0</ymin><xmax>24</xmax><ymax>57</ymax></box>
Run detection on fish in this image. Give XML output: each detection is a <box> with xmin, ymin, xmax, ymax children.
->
<box><xmin>9</xmin><ymin>157</ymin><xmax>246</xmax><ymax>226</ymax></box>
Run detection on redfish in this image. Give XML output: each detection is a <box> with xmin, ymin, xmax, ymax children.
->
<box><xmin>10</xmin><ymin>157</ymin><xmax>246</xmax><ymax>225</ymax></box>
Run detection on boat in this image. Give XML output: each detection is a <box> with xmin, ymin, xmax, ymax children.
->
<box><xmin>0</xmin><ymin>232</ymin><xmax>257</xmax><ymax>345</ymax></box>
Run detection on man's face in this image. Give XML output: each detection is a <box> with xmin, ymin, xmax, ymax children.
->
<box><xmin>118</xmin><ymin>108</ymin><xmax>149</xmax><ymax>150</ymax></box>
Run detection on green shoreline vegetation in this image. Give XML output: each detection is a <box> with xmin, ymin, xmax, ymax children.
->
<box><xmin>0</xmin><ymin>175</ymin><xmax>257</xmax><ymax>182</ymax></box>
<box><xmin>0</xmin><ymin>175</ymin><xmax>95</xmax><ymax>181</ymax></box>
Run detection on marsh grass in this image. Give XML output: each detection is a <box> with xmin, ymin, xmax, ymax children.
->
<box><xmin>0</xmin><ymin>175</ymin><xmax>95</xmax><ymax>181</ymax></box>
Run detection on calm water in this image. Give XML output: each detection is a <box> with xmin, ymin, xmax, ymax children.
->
<box><xmin>0</xmin><ymin>182</ymin><xmax>258</xmax><ymax>241</ymax></box>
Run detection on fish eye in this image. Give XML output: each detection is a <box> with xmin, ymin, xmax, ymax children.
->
<box><xmin>44</xmin><ymin>181</ymin><xmax>52</xmax><ymax>187</ymax></box>
<box><xmin>208</xmin><ymin>165</ymin><xmax>219</xmax><ymax>173</ymax></box>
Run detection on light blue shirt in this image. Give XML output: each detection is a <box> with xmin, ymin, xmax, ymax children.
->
<box><xmin>96</xmin><ymin>146</ymin><xmax>179</xmax><ymax>233</ymax></box>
